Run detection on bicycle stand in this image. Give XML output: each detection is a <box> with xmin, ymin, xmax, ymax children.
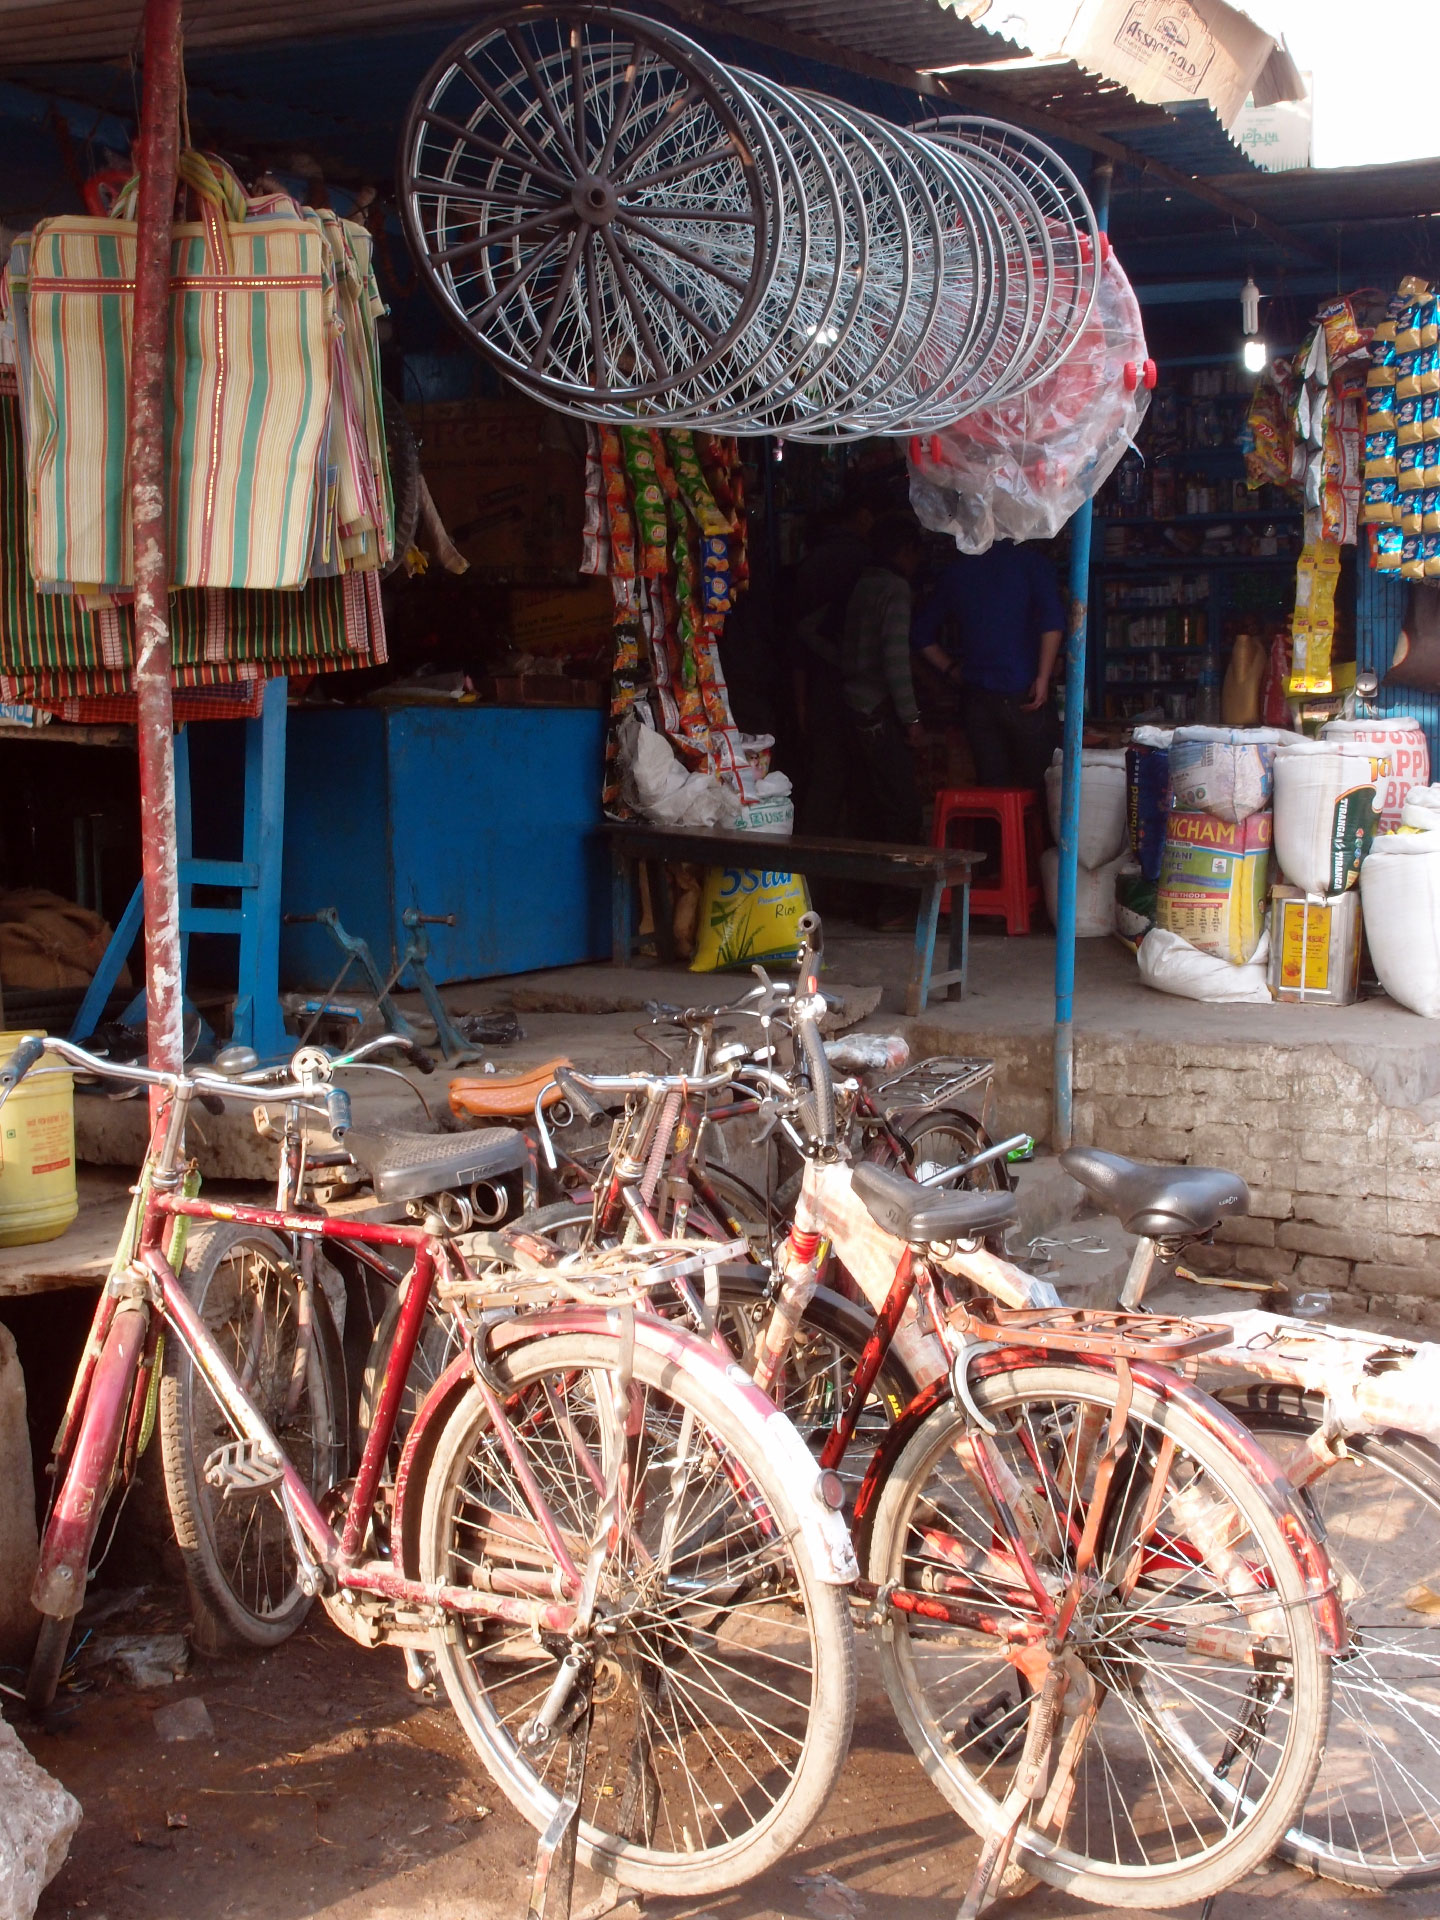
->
<box><xmin>284</xmin><ymin>905</ymin><xmax>489</xmax><ymax>1065</ymax></box>
<box><xmin>526</xmin><ymin>1701</ymin><xmax>593</xmax><ymax>1920</ymax></box>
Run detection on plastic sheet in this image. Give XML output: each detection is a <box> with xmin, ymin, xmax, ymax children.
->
<box><xmin>906</xmin><ymin>245</ymin><xmax>1150</xmax><ymax>553</ymax></box>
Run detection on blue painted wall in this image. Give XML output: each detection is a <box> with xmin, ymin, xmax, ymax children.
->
<box><xmin>280</xmin><ymin>706</ymin><xmax>607</xmax><ymax>989</ymax></box>
<box><xmin>1355</xmin><ymin>564</ymin><xmax>1440</xmax><ymax>766</ymax></box>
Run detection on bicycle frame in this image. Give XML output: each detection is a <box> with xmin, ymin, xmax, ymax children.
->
<box><xmin>757</xmin><ymin>1153</ymin><xmax>1347</xmax><ymax>1657</ymax></box>
<box><xmin>27</xmin><ymin>1038</ymin><xmax>858</xmax><ymax>1646</ymax></box>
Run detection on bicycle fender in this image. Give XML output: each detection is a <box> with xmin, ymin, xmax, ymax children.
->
<box><xmin>32</xmin><ymin>1303</ymin><xmax>148</xmax><ymax>1618</ymax></box>
<box><xmin>413</xmin><ymin>1309</ymin><xmax>859</xmax><ymax>1588</ymax></box>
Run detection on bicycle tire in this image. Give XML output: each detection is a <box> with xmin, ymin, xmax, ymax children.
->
<box><xmin>160</xmin><ymin>1225</ymin><xmax>344</xmax><ymax>1652</ymax></box>
<box><xmin>417</xmin><ymin>1328</ymin><xmax>855</xmax><ymax>1896</ymax></box>
<box><xmin>868</xmin><ymin>1358</ymin><xmax>1329</xmax><ymax>1908</ymax></box>
<box><xmin>884</xmin><ymin>1105</ymin><xmax>1011</xmax><ymax>1192</ymax></box>
<box><xmin>25</xmin><ymin>1613</ymin><xmax>74</xmax><ymax>1715</ymax></box>
<box><xmin>1221</xmin><ymin>1383</ymin><xmax>1440</xmax><ymax>1889</ymax></box>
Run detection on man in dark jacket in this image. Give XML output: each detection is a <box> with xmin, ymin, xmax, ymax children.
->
<box><xmin>841</xmin><ymin>514</ymin><xmax>925</xmax><ymax>849</ymax></box>
<box><xmin>913</xmin><ymin>540</ymin><xmax>1065</xmax><ymax>791</ymax></box>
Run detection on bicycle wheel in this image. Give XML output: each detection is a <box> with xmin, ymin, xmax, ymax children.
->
<box><xmin>881</xmin><ymin>1105</ymin><xmax>1011</xmax><ymax>1192</ymax></box>
<box><xmin>418</xmin><ymin>1328</ymin><xmax>855</xmax><ymax>1895</ymax></box>
<box><xmin>709</xmin><ymin>1271</ymin><xmax>919</xmax><ymax>1489</ymax></box>
<box><xmin>867</xmin><ymin>1359</ymin><xmax>1329</xmax><ymax>1908</ymax></box>
<box><xmin>504</xmin><ymin>1197</ymin><xmax>919</xmax><ymax>1485</ymax></box>
<box><xmin>160</xmin><ymin>1226</ymin><xmax>344</xmax><ymax>1651</ymax></box>
<box><xmin>1222</xmin><ymin>1384</ymin><xmax>1440</xmax><ymax>1888</ymax></box>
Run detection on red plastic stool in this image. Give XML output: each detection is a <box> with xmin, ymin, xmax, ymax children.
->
<box><xmin>931</xmin><ymin>787</ymin><xmax>1044</xmax><ymax>935</ymax></box>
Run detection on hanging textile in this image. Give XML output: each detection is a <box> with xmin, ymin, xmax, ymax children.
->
<box><xmin>0</xmin><ymin>380</ymin><xmax>385</xmax><ymax>718</ymax></box>
<box><xmin>1</xmin><ymin>152</ymin><xmax>392</xmax><ymax>594</ymax></box>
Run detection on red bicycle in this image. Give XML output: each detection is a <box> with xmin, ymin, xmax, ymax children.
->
<box><xmin>10</xmin><ymin>1033</ymin><xmax>859</xmax><ymax>1899</ymax></box>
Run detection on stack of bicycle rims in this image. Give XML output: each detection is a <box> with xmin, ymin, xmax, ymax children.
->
<box><xmin>399</xmin><ymin>6</ymin><xmax>1101</xmax><ymax>435</ymax></box>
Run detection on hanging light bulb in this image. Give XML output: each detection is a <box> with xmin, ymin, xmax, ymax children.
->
<box><xmin>1243</xmin><ymin>338</ymin><xmax>1268</xmax><ymax>374</ymax></box>
<box><xmin>1241</xmin><ymin>276</ymin><xmax>1261</xmax><ymax>336</ymax></box>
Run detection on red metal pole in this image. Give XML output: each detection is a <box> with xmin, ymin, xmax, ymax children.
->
<box><xmin>130</xmin><ymin>0</ymin><xmax>185</xmax><ymax>1104</ymax></box>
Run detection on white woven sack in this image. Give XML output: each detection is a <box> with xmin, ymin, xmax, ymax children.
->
<box><xmin>1322</xmin><ymin>717</ymin><xmax>1429</xmax><ymax>831</ymax></box>
<box><xmin>1137</xmin><ymin>927</ymin><xmax>1272</xmax><ymax>1004</ymax></box>
<box><xmin>1044</xmin><ymin>749</ymin><xmax>1128</xmax><ymax>870</ymax></box>
<box><xmin>1040</xmin><ymin>846</ymin><xmax>1127</xmax><ymax>936</ymax></box>
<box><xmin>1272</xmin><ymin>741</ymin><xmax>1388</xmax><ymax>898</ymax></box>
<box><xmin>1360</xmin><ymin>829</ymin><xmax>1440</xmax><ymax>1017</ymax></box>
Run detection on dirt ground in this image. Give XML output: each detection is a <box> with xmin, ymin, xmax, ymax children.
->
<box><xmin>11</xmin><ymin>1595</ymin><xmax>1433</xmax><ymax>1920</ymax></box>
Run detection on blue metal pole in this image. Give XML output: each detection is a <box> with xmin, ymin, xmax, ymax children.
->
<box><xmin>1053</xmin><ymin>159</ymin><xmax>1113</xmax><ymax>1152</ymax></box>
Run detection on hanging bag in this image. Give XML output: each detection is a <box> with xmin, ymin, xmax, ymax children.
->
<box><xmin>23</xmin><ymin>151</ymin><xmax>334</xmax><ymax>592</ymax></box>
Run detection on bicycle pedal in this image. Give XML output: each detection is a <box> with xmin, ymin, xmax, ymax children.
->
<box><xmin>203</xmin><ymin>1439</ymin><xmax>284</xmax><ymax>1498</ymax></box>
<box><xmin>961</xmin><ymin>1690</ymin><xmax>1027</xmax><ymax>1764</ymax></box>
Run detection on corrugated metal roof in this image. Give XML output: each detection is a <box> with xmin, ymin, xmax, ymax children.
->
<box><xmin>0</xmin><ymin>0</ymin><xmax>1015</xmax><ymax>72</ymax></box>
<box><xmin>1113</xmin><ymin>99</ymin><xmax>1256</xmax><ymax>180</ymax></box>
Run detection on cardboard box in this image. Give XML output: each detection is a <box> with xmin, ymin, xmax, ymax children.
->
<box><xmin>1059</xmin><ymin>0</ymin><xmax>1292</xmax><ymax>127</ymax></box>
<box><xmin>1268</xmin><ymin>886</ymin><xmax>1363</xmax><ymax>1006</ymax></box>
<box><xmin>1155</xmin><ymin>809</ymin><xmax>1272</xmax><ymax>963</ymax></box>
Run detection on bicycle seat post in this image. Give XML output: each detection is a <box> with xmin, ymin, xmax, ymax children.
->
<box><xmin>1119</xmin><ymin>1237</ymin><xmax>1161</xmax><ymax>1311</ymax></box>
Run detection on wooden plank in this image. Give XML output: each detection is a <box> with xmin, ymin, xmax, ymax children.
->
<box><xmin>0</xmin><ymin>1170</ymin><xmax>134</xmax><ymax>1296</ymax></box>
<box><xmin>599</xmin><ymin>822</ymin><xmax>982</xmax><ymax>883</ymax></box>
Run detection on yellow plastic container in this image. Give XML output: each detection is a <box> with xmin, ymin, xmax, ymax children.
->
<box><xmin>0</xmin><ymin>1031</ymin><xmax>76</xmax><ymax>1245</ymax></box>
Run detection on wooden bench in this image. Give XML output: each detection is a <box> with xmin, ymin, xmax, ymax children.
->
<box><xmin>600</xmin><ymin>822</ymin><xmax>982</xmax><ymax>1016</ymax></box>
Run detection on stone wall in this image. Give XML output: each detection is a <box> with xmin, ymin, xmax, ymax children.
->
<box><xmin>911</xmin><ymin>1020</ymin><xmax>1440</xmax><ymax>1325</ymax></box>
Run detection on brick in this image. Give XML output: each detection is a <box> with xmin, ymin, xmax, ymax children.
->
<box><xmin>1246</xmin><ymin>1187</ymin><xmax>1295</xmax><ymax>1220</ymax></box>
<box><xmin>1297</xmin><ymin>1134</ymin><xmax>1372</xmax><ymax>1169</ymax></box>
<box><xmin>1216</xmin><ymin>1216</ymin><xmax>1276</xmax><ymax>1248</ymax></box>
<box><xmin>1389</xmin><ymin>1295</ymin><xmax>1440</xmax><ymax>1329</ymax></box>
<box><xmin>1372</xmin><ymin>1234</ymin><xmax>1434</xmax><ymax>1271</ymax></box>
<box><xmin>1276</xmin><ymin>1221</ymin><xmax>1378</xmax><ymax>1263</ymax></box>
<box><xmin>1289</xmin><ymin>1164</ymin><xmax>1381</xmax><ymax>1199</ymax></box>
<box><xmin>1292</xmin><ymin>1254</ymin><xmax>1353</xmax><ymax>1290</ymax></box>
<box><xmin>1374</xmin><ymin>1202</ymin><xmax>1440</xmax><ymax>1240</ymax></box>
<box><xmin>1291</xmin><ymin>1194</ymin><xmax>1365</xmax><ymax>1230</ymax></box>
<box><xmin>1247</xmin><ymin>1132</ymin><xmax>1302</xmax><ymax>1164</ymax></box>
<box><xmin>1351</xmin><ymin>1262</ymin><xmax>1440</xmax><ymax>1302</ymax></box>
<box><xmin>1132</xmin><ymin>1129</ymin><xmax>1193</xmax><ymax>1162</ymax></box>
<box><xmin>1092</xmin><ymin>1095</ymin><xmax>1149</xmax><ymax>1129</ymax></box>
<box><xmin>1229</xmin><ymin>1245</ymin><xmax>1298</xmax><ymax>1281</ymax></box>
<box><xmin>1183</xmin><ymin>1242</ymin><xmax>1235</xmax><ymax>1276</ymax></box>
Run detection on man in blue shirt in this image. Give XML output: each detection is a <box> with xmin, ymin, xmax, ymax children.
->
<box><xmin>913</xmin><ymin>541</ymin><xmax>1065</xmax><ymax>791</ymax></box>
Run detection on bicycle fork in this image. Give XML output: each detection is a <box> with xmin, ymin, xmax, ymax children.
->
<box><xmin>31</xmin><ymin>1301</ymin><xmax>150</xmax><ymax>1620</ymax></box>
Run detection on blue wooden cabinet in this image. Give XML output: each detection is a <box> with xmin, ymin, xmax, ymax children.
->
<box><xmin>281</xmin><ymin>705</ymin><xmax>608</xmax><ymax>988</ymax></box>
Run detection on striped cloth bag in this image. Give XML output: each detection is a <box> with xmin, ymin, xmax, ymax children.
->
<box><xmin>20</xmin><ymin>153</ymin><xmax>334</xmax><ymax>592</ymax></box>
<box><xmin>0</xmin><ymin>379</ymin><xmax>387</xmax><ymax>718</ymax></box>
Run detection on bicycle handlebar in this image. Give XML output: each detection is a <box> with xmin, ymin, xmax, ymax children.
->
<box><xmin>0</xmin><ymin>1031</ymin><xmax>426</xmax><ymax>1113</ymax></box>
<box><xmin>555</xmin><ymin>1065</ymin><xmax>606</xmax><ymax>1127</ymax></box>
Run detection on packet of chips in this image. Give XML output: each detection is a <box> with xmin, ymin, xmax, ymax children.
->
<box><xmin>1363</xmin><ymin>475</ymin><xmax>1399</xmax><ymax>521</ymax></box>
<box><xmin>1399</xmin><ymin>443</ymin><xmax>1426</xmax><ymax>490</ymax></box>
<box><xmin>1425</xmin><ymin>296</ymin><xmax>1440</xmax><ymax>349</ymax></box>
<box><xmin>1367</xmin><ymin>385</ymin><xmax>1397</xmax><ymax>427</ymax></box>
<box><xmin>1398</xmin><ymin>351</ymin><xmax>1424</xmax><ymax>399</ymax></box>
<box><xmin>1375</xmin><ymin>524</ymin><xmax>1404</xmax><ymax>570</ymax></box>
<box><xmin>1403</xmin><ymin>533</ymin><xmax>1427</xmax><ymax>580</ymax></box>
<box><xmin>1318</xmin><ymin>297</ymin><xmax>1367</xmax><ymax>363</ymax></box>
<box><xmin>1366</xmin><ymin>431</ymin><xmax>1399</xmax><ymax>475</ymax></box>
<box><xmin>1402</xmin><ymin>494</ymin><xmax>1425</xmax><ymax>535</ymax></box>
<box><xmin>1397</xmin><ymin>396</ymin><xmax>1424</xmax><ymax>444</ymax></box>
<box><xmin>1427</xmin><ymin>533</ymin><xmax>1440</xmax><ymax>579</ymax></box>
<box><xmin>1397</xmin><ymin>304</ymin><xmax>1424</xmax><ymax>353</ymax></box>
<box><xmin>1426</xmin><ymin>488</ymin><xmax>1440</xmax><ymax>534</ymax></box>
